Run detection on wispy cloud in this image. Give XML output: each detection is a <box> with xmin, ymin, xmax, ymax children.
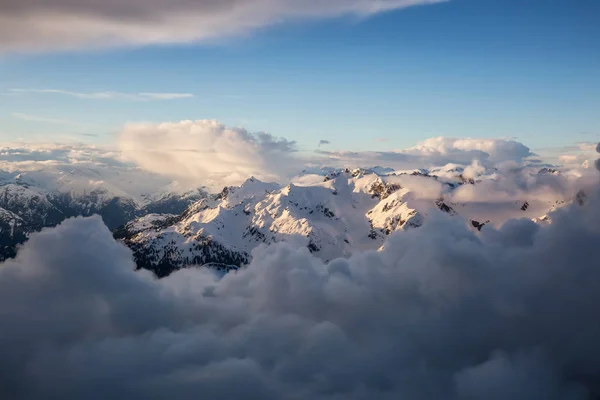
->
<box><xmin>318</xmin><ymin>140</ymin><xmax>331</xmax><ymax>147</ymax></box>
<box><xmin>10</xmin><ymin>89</ymin><xmax>195</xmax><ymax>101</ymax></box>
<box><xmin>11</xmin><ymin>112</ymin><xmax>83</xmax><ymax>126</ymax></box>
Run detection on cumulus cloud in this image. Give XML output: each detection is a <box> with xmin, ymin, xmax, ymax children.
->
<box><xmin>315</xmin><ymin>137</ymin><xmax>535</xmax><ymax>171</ymax></box>
<box><xmin>0</xmin><ymin>0</ymin><xmax>446</xmax><ymax>52</ymax></box>
<box><xmin>1</xmin><ymin>182</ymin><xmax>600</xmax><ymax>398</ymax></box>
<box><xmin>407</xmin><ymin>137</ymin><xmax>534</xmax><ymax>164</ymax></box>
<box><xmin>10</xmin><ymin>89</ymin><xmax>194</xmax><ymax>101</ymax></box>
<box><xmin>118</xmin><ymin>119</ymin><xmax>300</xmax><ymax>188</ymax></box>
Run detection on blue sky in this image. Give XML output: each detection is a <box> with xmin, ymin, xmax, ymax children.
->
<box><xmin>1</xmin><ymin>0</ymin><xmax>599</xmax><ymax>152</ymax></box>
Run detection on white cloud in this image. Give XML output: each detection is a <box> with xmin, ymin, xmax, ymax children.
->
<box><xmin>556</xmin><ymin>143</ymin><xmax>599</xmax><ymax>169</ymax></box>
<box><xmin>314</xmin><ymin>136</ymin><xmax>535</xmax><ymax>170</ymax></box>
<box><xmin>1</xmin><ymin>183</ymin><xmax>600</xmax><ymax>398</ymax></box>
<box><xmin>0</xmin><ymin>143</ymin><xmax>179</xmax><ymax>200</ymax></box>
<box><xmin>10</xmin><ymin>89</ymin><xmax>194</xmax><ymax>101</ymax></box>
<box><xmin>533</xmin><ymin>141</ymin><xmax>600</xmax><ymax>169</ymax></box>
<box><xmin>0</xmin><ymin>0</ymin><xmax>448</xmax><ymax>53</ymax></box>
<box><xmin>407</xmin><ymin>137</ymin><xmax>534</xmax><ymax>164</ymax></box>
<box><xmin>118</xmin><ymin>119</ymin><xmax>300</xmax><ymax>188</ymax></box>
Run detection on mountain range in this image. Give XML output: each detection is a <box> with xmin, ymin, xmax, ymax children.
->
<box><xmin>114</xmin><ymin>166</ymin><xmax>571</xmax><ymax>277</ymax></box>
<box><xmin>0</xmin><ymin>162</ymin><xmax>579</xmax><ymax>276</ymax></box>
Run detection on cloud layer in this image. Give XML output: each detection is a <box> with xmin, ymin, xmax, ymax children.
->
<box><xmin>1</xmin><ymin>182</ymin><xmax>600</xmax><ymax>398</ymax></box>
<box><xmin>0</xmin><ymin>0</ymin><xmax>446</xmax><ymax>52</ymax></box>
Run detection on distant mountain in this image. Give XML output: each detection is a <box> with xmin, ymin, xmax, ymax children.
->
<box><xmin>0</xmin><ymin>174</ymin><xmax>207</xmax><ymax>261</ymax></box>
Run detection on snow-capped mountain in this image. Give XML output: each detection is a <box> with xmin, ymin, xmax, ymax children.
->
<box><xmin>0</xmin><ymin>169</ymin><xmax>208</xmax><ymax>261</ymax></box>
<box><xmin>0</xmin><ymin>153</ymin><xmax>583</xmax><ymax>271</ymax></box>
<box><xmin>116</xmin><ymin>167</ymin><xmax>570</xmax><ymax>277</ymax></box>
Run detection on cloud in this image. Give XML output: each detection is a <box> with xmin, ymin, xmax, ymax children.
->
<box><xmin>0</xmin><ymin>0</ymin><xmax>448</xmax><ymax>53</ymax></box>
<box><xmin>558</xmin><ymin>143</ymin><xmax>597</xmax><ymax>168</ymax></box>
<box><xmin>0</xmin><ymin>143</ymin><xmax>178</xmax><ymax>200</ymax></box>
<box><xmin>448</xmin><ymin>161</ymin><xmax>594</xmax><ymax>205</ymax></box>
<box><xmin>318</xmin><ymin>140</ymin><xmax>331</xmax><ymax>147</ymax></box>
<box><xmin>11</xmin><ymin>112</ymin><xmax>85</xmax><ymax>126</ymax></box>
<box><xmin>406</xmin><ymin>137</ymin><xmax>534</xmax><ymax>164</ymax></box>
<box><xmin>114</xmin><ymin>119</ymin><xmax>557</xmax><ymax>190</ymax></box>
<box><xmin>314</xmin><ymin>137</ymin><xmax>535</xmax><ymax>171</ymax></box>
<box><xmin>1</xmin><ymin>182</ymin><xmax>600</xmax><ymax>398</ymax></box>
<box><xmin>10</xmin><ymin>89</ymin><xmax>195</xmax><ymax>101</ymax></box>
<box><xmin>118</xmin><ymin>119</ymin><xmax>300</xmax><ymax>188</ymax></box>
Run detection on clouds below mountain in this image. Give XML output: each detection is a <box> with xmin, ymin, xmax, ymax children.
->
<box><xmin>0</xmin><ymin>0</ymin><xmax>446</xmax><ymax>52</ymax></box>
<box><xmin>1</xmin><ymin>183</ymin><xmax>600</xmax><ymax>398</ymax></box>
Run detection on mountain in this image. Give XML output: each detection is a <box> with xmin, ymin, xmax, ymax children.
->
<box><xmin>0</xmin><ymin>207</ymin><xmax>29</xmax><ymax>260</ymax></box>
<box><xmin>140</xmin><ymin>188</ymin><xmax>210</xmax><ymax>215</ymax></box>
<box><xmin>116</xmin><ymin>168</ymin><xmax>565</xmax><ymax>277</ymax></box>
<box><xmin>0</xmin><ymin>172</ymin><xmax>207</xmax><ymax>261</ymax></box>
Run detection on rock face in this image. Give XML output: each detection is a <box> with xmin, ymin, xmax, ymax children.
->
<box><xmin>115</xmin><ymin>169</ymin><xmax>563</xmax><ymax>277</ymax></box>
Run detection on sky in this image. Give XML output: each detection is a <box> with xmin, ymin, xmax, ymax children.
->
<box><xmin>0</xmin><ymin>0</ymin><xmax>599</xmax><ymax>154</ymax></box>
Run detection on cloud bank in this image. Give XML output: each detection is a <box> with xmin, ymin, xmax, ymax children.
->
<box><xmin>118</xmin><ymin>119</ymin><xmax>300</xmax><ymax>188</ymax></box>
<box><xmin>314</xmin><ymin>136</ymin><xmax>535</xmax><ymax>171</ymax></box>
<box><xmin>1</xmin><ymin>183</ymin><xmax>600</xmax><ymax>398</ymax></box>
<box><xmin>0</xmin><ymin>0</ymin><xmax>447</xmax><ymax>52</ymax></box>
<box><xmin>116</xmin><ymin>119</ymin><xmax>541</xmax><ymax>188</ymax></box>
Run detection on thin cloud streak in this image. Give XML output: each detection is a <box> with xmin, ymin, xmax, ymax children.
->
<box><xmin>10</xmin><ymin>89</ymin><xmax>195</xmax><ymax>101</ymax></box>
<box><xmin>11</xmin><ymin>112</ymin><xmax>84</xmax><ymax>126</ymax></box>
